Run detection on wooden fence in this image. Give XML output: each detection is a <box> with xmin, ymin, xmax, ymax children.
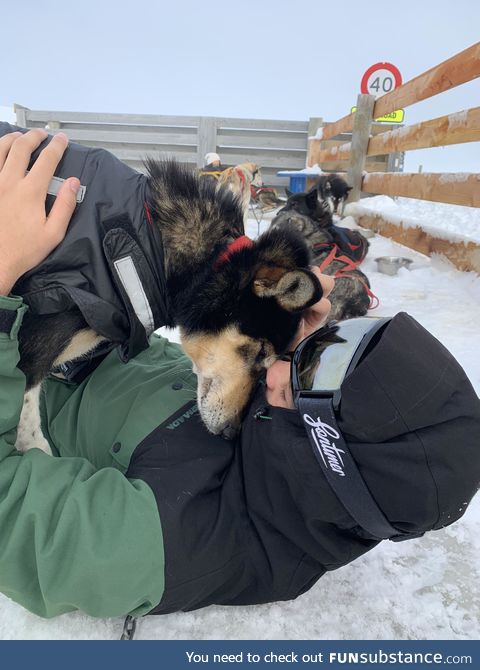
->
<box><xmin>14</xmin><ymin>105</ymin><xmax>312</xmax><ymax>188</ymax></box>
<box><xmin>307</xmin><ymin>42</ymin><xmax>480</xmax><ymax>208</ymax></box>
<box><xmin>14</xmin><ymin>106</ymin><xmax>401</xmax><ymax>189</ymax></box>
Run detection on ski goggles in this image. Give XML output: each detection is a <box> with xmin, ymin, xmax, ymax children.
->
<box><xmin>290</xmin><ymin>316</ymin><xmax>419</xmax><ymax>541</ymax></box>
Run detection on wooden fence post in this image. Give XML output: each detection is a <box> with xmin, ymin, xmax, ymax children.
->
<box><xmin>14</xmin><ymin>103</ymin><xmax>28</xmax><ymax>128</ymax></box>
<box><xmin>306</xmin><ymin>117</ymin><xmax>323</xmax><ymax>167</ymax></box>
<box><xmin>347</xmin><ymin>94</ymin><xmax>375</xmax><ymax>202</ymax></box>
<box><xmin>197</xmin><ymin>117</ymin><xmax>217</xmax><ymax>167</ymax></box>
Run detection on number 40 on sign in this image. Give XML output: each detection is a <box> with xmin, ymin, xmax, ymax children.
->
<box><xmin>355</xmin><ymin>61</ymin><xmax>405</xmax><ymax>123</ymax></box>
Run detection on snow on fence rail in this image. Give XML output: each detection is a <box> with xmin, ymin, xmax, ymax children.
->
<box><xmin>307</xmin><ymin>42</ymin><xmax>480</xmax><ymax>208</ymax></box>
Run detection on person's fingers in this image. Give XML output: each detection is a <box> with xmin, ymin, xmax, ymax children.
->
<box><xmin>2</xmin><ymin>128</ymin><xmax>48</xmax><ymax>180</ymax></box>
<box><xmin>319</xmin><ymin>273</ymin><xmax>334</xmax><ymax>299</ymax></box>
<box><xmin>45</xmin><ymin>177</ymin><xmax>79</xmax><ymax>245</ymax></box>
<box><xmin>310</xmin><ymin>266</ymin><xmax>334</xmax><ymax>299</ymax></box>
<box><xmin>305</xmin><ymin>296</ymin><xmax>331</xmax><ymax>329</ymax></box>
<box><xmin>0</xmin><ymin>132</ymin><xmax>23</xmax><ymax>171</ymax></box>
<box><xmin>27</xmin><ymin>133</ymin><xmax>69</xmax><ymax>191</ymax></box>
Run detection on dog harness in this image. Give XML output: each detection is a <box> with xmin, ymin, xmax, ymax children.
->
<box><xmin>315</xmin><ymin>242</ymin><xmax>379</xmax><ymax>309</ymax></box>
<box><xmin>198</xmin><ymin>169</ymin><xmax>224</xmax><ymax>180</ymax></box>
<box><xmin>1</xmin><ymin>122</ymin><xmax>171</xmax><ymax>362</ymax></box>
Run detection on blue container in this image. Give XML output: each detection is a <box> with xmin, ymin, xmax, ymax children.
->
<box><xmin>288</xmin><ymin>175</ymin><xmax>308</xmax><ymax>192</ymax></box>
<box><xmin>276</xmin><ymin>171</ymin><xmax>309</xmax><ymax>193</ymax></box>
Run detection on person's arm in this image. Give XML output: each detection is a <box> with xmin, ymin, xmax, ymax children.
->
<box><xmin>0</xmin><ymin>131</ymin><xmax>165</xmax><ymax>618</ymax></box>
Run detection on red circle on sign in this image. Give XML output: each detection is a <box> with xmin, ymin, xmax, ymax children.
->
<box><xmin>360</xmin><ymin>62</ymin><xmax>402</xmax><ymax>94</ymax></box>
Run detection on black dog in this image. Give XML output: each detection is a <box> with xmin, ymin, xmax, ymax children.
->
<box><xmin>10</xmin><ymin>133</ymin><xmax>322</xmax><ymax>439</ymax></box>
<box><xmin>271</xmin><ymin>187</ymin><xmax>373</xmax><ymax>322</ymax></box>
<box><xmin>283</xmin><ymin>185</ymin><xmax>333</xmax><ymax>227</ymax></box>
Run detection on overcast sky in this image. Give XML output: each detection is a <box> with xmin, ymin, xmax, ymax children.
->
<box><xmin>2</xmin><ymin>0</ymin><xmax>479</xmax><ymax>173</ymax></box>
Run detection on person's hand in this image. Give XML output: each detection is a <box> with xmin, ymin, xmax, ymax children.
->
<box><xmin>0</xmin><ymin>129</ymin><xmax>80</xmax><ymax>295</ymax></box>
<box><xmin>266</xmin><ymin>268</ymin><xmax>334</xmax><ymax>409</ymax></box>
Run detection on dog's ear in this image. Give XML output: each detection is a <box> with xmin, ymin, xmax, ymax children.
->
<box><xmin>252</xmin><ymin>267</ymin><xmax>322</xmax><ymax>312</ymax></box>
<box><xmin>345</xmin><ymin>185</ymin><xmax>353</xmax><ymax>193</ymax></box>
<box><xmin>285</xmin><ymin>188</ymin><xmax>293</xmax><ymax>198</ymax></box>
<box><xmin>306</xmin><ymin>188</ymin><xmax>318</xmax><ymax>211</ymax></box>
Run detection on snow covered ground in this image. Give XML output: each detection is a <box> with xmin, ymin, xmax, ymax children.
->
<box><xmin>0</xmin><ymin>208</ymin><xmax>479</xmax><ymax>641</ymax></box>
<box><xmin>347</xmin><ymin>195</ymin><xmax>480</xmax><ymax>245</ymax></box>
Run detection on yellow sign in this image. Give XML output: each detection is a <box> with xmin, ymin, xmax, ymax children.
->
<box><xmin>351</xmin><ymin>106</ymin><xmax>405</xmax><ymax>123</ymax></box>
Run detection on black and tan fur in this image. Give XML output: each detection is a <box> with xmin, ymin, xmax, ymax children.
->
<box><xmin>18</xmin><ymin>160</ymin><xmax>322</xmax><ymax>439</ymax></box>
<box><xmin>314</xmin><ymin>173</ymin><xmax>352</xmax><ymax>215</ymax></box>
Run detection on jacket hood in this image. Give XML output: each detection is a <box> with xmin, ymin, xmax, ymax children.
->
<box><xmin>240</xmin><ymin>313</ymin><xmax>480</xmax><ymax>572</ymax></box>
<box><xmin>339</xmin><ymin>312</ymin><xmax>480</xmax><ymax>536</ymax></box>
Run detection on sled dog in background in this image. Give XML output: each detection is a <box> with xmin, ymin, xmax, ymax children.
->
<box><xmin>316</xmin><ymin>173</ymin><xmax>352</xmax><ymax>215</ymax></box>
<box><xmin>217</xmin><ymin>162</ymin><xmax>262</xmax><ymax>223</ymax></box>
<box><xmin>271</xmin><ymin>187</ymin><xmax>372</xmax><ymax>322</ymax></box>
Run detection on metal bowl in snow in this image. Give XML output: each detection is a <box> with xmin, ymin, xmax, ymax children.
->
<box><xmin>357</xmin><ymin>227</ymin><xmax>376</xmax><ymax>239</ymax></box>
<box><xmin>375</xmin><ymin>256</ymin><xmax>413</xmax><ymax>276</ymax></box>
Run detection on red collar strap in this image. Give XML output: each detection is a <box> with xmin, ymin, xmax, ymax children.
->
<box><xmin>316</xmin><ymin>243</ymin><xmax>379</xmax><ymax>310</ymax></box>
<box><xmin>214</xmin><ymin>235</ymin><xmax>254</xmax><ymax>269</ymax></box>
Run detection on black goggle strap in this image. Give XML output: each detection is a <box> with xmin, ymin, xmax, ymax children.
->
<box><xmin>297</xmin><ymin>395</ymin><xmax>400</xmax><ymax>541</ymax></box>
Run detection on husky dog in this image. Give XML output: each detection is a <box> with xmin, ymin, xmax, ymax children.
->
<box><xmin>271</xmin><ymin>205</ymin><xmax>372</xmax><ymax>322</ymax></box>
<box><xmin>283</xmin><ymin>186</ymin><xmax>334</xmax><ymax>228</ymax></box>
<box><xmin>17</xmin><ymin>160</ymin><xmax>321</xmax><ymax>440</ymax></box>
<box><xmin>217</xmin><ymin>162</ymin><xmax>262</xmax><ymax>221</ymax></box>
<box><xmin>250</xmin><ymin>185</ymin><xmax>286</xmax><ymax>211</ymax></box>
<box><xmin>315</xmin><ymin>174</ymin><xmax>352</xmax><ymax>215</ymax></box>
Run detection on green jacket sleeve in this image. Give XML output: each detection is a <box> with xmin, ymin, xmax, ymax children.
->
<box><xmin>0</xmin><ymin>295</ymin><xmax>165</xmax><ymax>618</ymax></box>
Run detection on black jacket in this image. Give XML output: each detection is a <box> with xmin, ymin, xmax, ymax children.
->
<box><xmin>127</xmin><ymin>314</ymin><xmax>480</xmax><ymax>613</ymax></box>
<box><xmin>0</xmin><ymin>122</ymin><xmax>170</xmax><ymax>361</ymax></box>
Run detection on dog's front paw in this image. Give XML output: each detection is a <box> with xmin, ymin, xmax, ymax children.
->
<box><xmin>15</xmin><ymin>387</ymin><xmax>53</xmax><ymax>456</ymax></box>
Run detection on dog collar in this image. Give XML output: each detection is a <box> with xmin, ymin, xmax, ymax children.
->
<box><xmin>214</xmin><ymin>235</ymin><xmax>254</xmax><ymax>269</ymax></box>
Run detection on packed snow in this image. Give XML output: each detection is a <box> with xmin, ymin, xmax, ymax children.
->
<box><xmin>347</xmin><ymin>195</ymin><xmax>480</xmax><ymax>245</ymax></box>
<box><xmin>0</xmin><ymin>206</ymin><xmax>479</xmax><ymax>641</ymax></box>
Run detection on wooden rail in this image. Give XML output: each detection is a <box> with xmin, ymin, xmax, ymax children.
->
<box><xmin>373</xmin><ymin>42</ymin><xmax>480</xmax><ymax>118</ymax></box>
<box><xmin>362</xmin><ymin>172</ymin><xmax>480</xmax><ymax>208</ymax></box>
<box><xmin>367</xmin><ymin>107</ymin><xmax>480</xmax><ymax>155</ymax></box>
<box><xmin>312</xmin><ymin>106</ymin><xmax>480</xmax><ymax>163</ymax></box>
<box><xmin>318</xmin><ymin>113</ymin><xmax>355</xmax><ymax>142</ymax></box>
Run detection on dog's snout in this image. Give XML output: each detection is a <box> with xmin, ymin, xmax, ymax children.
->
<box><xmin>222</xmin><ymin>423</ymin><xmax>240</xmax><ymax>441</ymax></box>
<box><xmin>201</xmin><ymin>377</ymin><xmax>213</xmax><ymax>400</ymax></box>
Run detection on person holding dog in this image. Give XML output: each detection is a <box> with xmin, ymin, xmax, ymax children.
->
<box><xmin>0</xmin><ymin>129</ymin><xmax>479</xmax><ymax>627</ymax></box>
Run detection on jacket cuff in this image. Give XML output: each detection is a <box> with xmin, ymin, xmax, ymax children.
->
<box><xmin>0</xmin><ymin>295</ymin><xmax>28</xmax><ymax>340</ymax></box>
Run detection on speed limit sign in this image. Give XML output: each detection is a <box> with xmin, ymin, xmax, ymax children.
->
<box><xmin>360</xmin><ymin>62</ymin><xmax>402</xmax><ymax>97</ymax></box>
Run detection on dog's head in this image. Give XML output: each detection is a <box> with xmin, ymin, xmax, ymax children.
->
<box><xmin>281</xmin><ymin>187</ymin><xmax>333</xmax><ymax>227</ymax></box>
<box><xmin>239</xmin><ymin>162</ymin><xmax>262</xmax><ymax>188</ymax></box>
<box><xmin>324</xmin><ymin>174</ymin><xmax>352</xmax><ymax>215</ymax></box>
<box><xmin>179</xmin><ymin>226</ymin><xmax>322</xmax><ymax>437</ymax></box>
<box><xmin>146</xmin><ymin>159</ymin><xmax>321</xmax><ymax>437</ymax></box>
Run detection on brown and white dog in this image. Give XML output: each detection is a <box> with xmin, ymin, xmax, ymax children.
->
<box><xmin>217</xmin><ymin>162</ymin><xmax>262</xmax><ymax>223</ymax></box>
